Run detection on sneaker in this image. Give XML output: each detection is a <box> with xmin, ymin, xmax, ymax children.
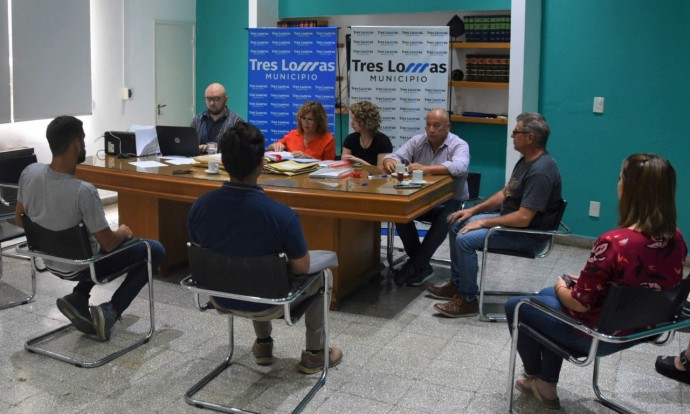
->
<box><xmin>252</xmin><ymin>339</ymin><xmax>274</xmax><ymax>366</ymax></box>
<box><xmin>90</xmin><ymin>302</ymin><xmax>120</xmax><ymax>341</ymax></box>
<box><xmin>57</xmin><ymin>293</ymin><xmax>96</xmax><ymax>334</ymax></box>
<box><xmin>426</xmin><ymin>281</ymin><xmax>459</xmax><ymax>300</ymax></box>
<box><xmin>433</xmin><ymin>295</ymin><xmax>479</xmax><ymax>318</ymax></box>
<box><xmin>393</xmin><ymin>262</ymin><xmax>416</xmax><ymax>287</ymax></box>
<box><xmin>407</xmin><ymin>264</ymin><xmax>434</xmax><ymax>287</ymax></box>
<box><xmin>297</xmin><ymin>346</ymin><xmax>343</xmax><ymax>374</ymax></box>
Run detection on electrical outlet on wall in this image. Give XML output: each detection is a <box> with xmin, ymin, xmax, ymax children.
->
<box><xmin>589</xmin><ymin>201</ymin><xmax>601</xmax><ymax>217</ymax></box>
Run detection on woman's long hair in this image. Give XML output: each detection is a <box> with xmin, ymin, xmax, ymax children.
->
<box><xmin>618</xmin><ymin>153</ymin><xmax>676</xmax><ymax>240</ymax></box>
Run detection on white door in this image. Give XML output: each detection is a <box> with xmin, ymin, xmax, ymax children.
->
<box><xmin>155</xmin><ymin>21</ymin><xmax>195</xmax><ymax>126</ymax></box>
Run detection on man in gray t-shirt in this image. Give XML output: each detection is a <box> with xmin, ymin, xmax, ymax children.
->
<box><xmin>16</xmin><ymin>116</ymin><xmax>165</xmax><ymax>341</ymax></box>
<box><xmin>427</xmin><ymin>112</ymin><xmax>562</xmax><ymax>318</ymax></box>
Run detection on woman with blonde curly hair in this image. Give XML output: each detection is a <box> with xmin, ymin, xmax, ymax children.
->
<box><xmin>341</xmin><ymin>101</ymin><xmax>392</xmax><ymax>169</ymax></box>
<box><xmin>267</xmin><ymin>101</ymin><xmax>335</xmax><ymax>160</ymax></box>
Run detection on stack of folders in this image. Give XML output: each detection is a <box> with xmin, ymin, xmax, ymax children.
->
<box><xmin>263</xmin><ymin>160</ymin><xmax>320</xmax><ymax>176</ymax></box>
<box><xmin>308</xmin><ymin>167</ymin><xmax>353</xmax><ymax>179</ymax></box>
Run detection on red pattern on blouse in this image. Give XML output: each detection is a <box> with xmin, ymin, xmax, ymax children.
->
<box><xmin>566</xmin><ymin>228</ymin><xmax>687</xmax><ymax>330</ymax></box>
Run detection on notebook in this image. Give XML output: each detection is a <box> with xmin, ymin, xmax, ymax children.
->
<box><xmin>155</xmin><ymin>126</ymin><xmax>200</xmax><ymax>157</ymax></box>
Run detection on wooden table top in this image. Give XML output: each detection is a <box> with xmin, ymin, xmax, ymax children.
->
<box><xmin>77</xmin><ymin>155</ymin><xmax>455</xmax><ymax>223</ymax></box>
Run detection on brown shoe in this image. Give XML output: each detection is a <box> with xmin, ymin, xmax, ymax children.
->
<box><xmin>434</xmin><ymin>295</ymin><xmax>478</xmax><ymax>318</ymax></box>
<box><xmin>297</xmin><ymin>346</ymin><xmax>343</xmax><ymax>374</ymax></box>
<box><xmin>252</xmin><ymin>339</ymin><xmax>274</xmax><ymax>365</ymax></box>
<box><xmin>426</xmin><ymin>281</ymin><xmax>458</xmax><ymax>300</ymax></box>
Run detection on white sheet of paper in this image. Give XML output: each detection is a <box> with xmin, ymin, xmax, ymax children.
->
<box><xmin>165</xmin><ymin>158</ymin><xmax>196</xmax><ymax>165</ymax></box>
<box><xmin>129</xmin><ymin>160</ymin><xmax>166</xmax><ymax>168</ymax></box>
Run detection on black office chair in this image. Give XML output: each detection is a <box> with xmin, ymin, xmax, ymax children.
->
<box><xmin>478</xmin><ymin>199</ymin><xmax>570</xmax><ymax>321</ymax></box>
<box><xmin>180</xmin><ymin>243</ymin><xmax>338</xmax><ymax>414</ymax></box>
<box><xmin>385</xmin><ymin>172</ymin><xmax>482</xmax><ymax>270</ymax></box>
<box><xmin>0</xmin><ymin>150</ymin><xmax>38</xmax><ymax>309</ymax></box>
<box><xmin>15</xmin><ymin>214</ymin><xmax>155</xmax><ymax>368</ymax></box>
<box><xmin>507</xmin><ymin>277</ymin><xmax>690</xmax><ymax>413</ymax></box>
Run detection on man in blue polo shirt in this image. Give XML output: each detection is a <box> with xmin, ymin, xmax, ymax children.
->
<box><xmin>188</xmin><ymin>122</ymin><xmax>342</xmax><ymax>374</ymax></box>
<box><xmin>190</xmin><ymin>82</ymin><xmax>243</xmax><ymax>153</ymax></box>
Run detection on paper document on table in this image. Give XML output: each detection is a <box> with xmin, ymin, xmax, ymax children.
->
<box><xmin>308</xmin><ymin>167</ymin><xmax>353</xmax><ymax>179</ymax></box>
<box><xmin>263</xmin><ymin>160</ymin><xmax>319</xmax><ymax>176</ymax></box>
<box><xmin>165</xmin><ymin>158</ymin><xmax>196</xmax><ymax>165</ymax></box>
<box><xmin>264</xmin><ymin>151</ymin><xmax>294</xmax><ymax>162</ymax></box>
<box><xmin>129</xmin><ymin>160</ymin><xmax>166</xmax><ymax>168</ymax></box>
<box><xmin>129</xmin><ymin>126</ymin><xmax>159</xmax><ymax>156</ymax></box>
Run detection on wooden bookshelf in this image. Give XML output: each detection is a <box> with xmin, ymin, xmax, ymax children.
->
<box><xmin>451</xmin><ymin>42</ymin><xmax>510</xmax><ymax>49</ymax></box>
<box><xmin>450</xmin><ymin>115</ymin><xmax>508</xmax><ymax>125</ymax></box>
<box><xmin>450</xmin><ymin>80</ymin><xmax>509</xmax><ymax>90</ymax></box>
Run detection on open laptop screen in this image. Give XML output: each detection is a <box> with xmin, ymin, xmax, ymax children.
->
<box><xmin>155</xmin><ymin>126</ymin><xmax>200</xmax><ymax>157</ymax></box>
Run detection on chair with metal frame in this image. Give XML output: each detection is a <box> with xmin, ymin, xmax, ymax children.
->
<box><xmin>506</xmin><ymin>276</ymin><xmax>690</xmax><ymax>413</ymax></box>
<box><xmin>385</xmin><ymin>172</ymin><xmax>482</xmax><ymax>270</ymax></box>
<box><xmin>0</xmin><ymin>150</ymin><xmax>38</xmax><ymax>309</ymax></box>
<box><xmin>477</xmin><ymin>199</ymin><xmax>570</xmax><ymax>322</ymax></box>
<box><xmin>180</xmin><ymin>243</ymin><xmax>337</xmax><ymax>414</ymax></box>
<box><xmin>15</xmin><ymin>213</ymin><xmax>155</xmax><ymax>368</ymax></box>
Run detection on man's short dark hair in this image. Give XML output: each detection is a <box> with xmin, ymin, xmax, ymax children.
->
<box><xmin>46</xmin><ymin>116</ymin><xmax>84</xmax><ymax>155</ymax></box>
<box><xmin>219</xmin><ymin>122</ymin><xmax>265</xmax><ymax>180</ymax></box>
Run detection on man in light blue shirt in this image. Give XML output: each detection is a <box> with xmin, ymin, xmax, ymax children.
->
<box><xmin>382</xmin><ymin>108</ymin><xmax>470</xmax><ymax>287</ymax></box>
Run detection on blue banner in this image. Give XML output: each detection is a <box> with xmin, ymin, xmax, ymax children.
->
<box><xmin>247</xmin><ymin>27</ymin><xmax>338</xmax><ymax>145</ymax></box>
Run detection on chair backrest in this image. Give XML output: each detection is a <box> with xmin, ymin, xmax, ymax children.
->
<box><xmin>597</xmin><ymin>277</ymin><xmax>690</xmax><ymax>333</ymax></box>
<box><xmin>21</xmin><ymin>214</ymin><xmax>93</xmax><ymax>260</ymax></box>
<box><xmin>546</xmin><ymin>199</ymin><xmax>567</xmax><ymax>231</ymax></box>
<box><xmin>187</xmin><ymin>243</ymin><xmax>292</xmax><ymax>299</ymax></box>
<box><xmin>467</xmin><ymin>172</ymin><xmax>481</xmax><ymax>200</ymax></box>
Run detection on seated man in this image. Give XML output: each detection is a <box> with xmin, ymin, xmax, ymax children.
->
<box><xmin>15</xmin><ymin>116</ymin><xmax>166</xmax><ymax>340</ymax></box>
<box><xmin>429</xmin><ymin>112</ymin><xmax>562</xmax><ymax>318</ymax></box>
<box><xmin>382</xmin><ymin>108</ymin><xmax>470</xmax><ymax>287</ymax></box>
<box><xmin>190</xmin><ymin>82</ymin><xmax>244</xmax><ymax>153</ymax></box>
<box><xmin>188</xmin><ymin>121</ymin><xmax>342</xmax><ymax>374</ymax></box>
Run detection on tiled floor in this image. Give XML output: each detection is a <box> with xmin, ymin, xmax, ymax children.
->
<box><xmin>1</xmin><ymin>204</ymin><xmax>689</xmax><ymax>413</ymax></box>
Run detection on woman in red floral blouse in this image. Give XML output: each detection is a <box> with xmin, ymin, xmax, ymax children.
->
<box><xmin>505</xmin><ymin>153</ymin><xmax>687</xmax><ymax>409</ymax></box>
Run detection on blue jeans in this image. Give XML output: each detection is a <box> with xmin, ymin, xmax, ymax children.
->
<box><xmin>73</xmin><ymin>239</ymin><xmax>165</xmax><ymax>314</ymax></box>
<box><xmin>450</xmin><ymin>213</ymin><xmax>545</xmax><ymax>302</ymax></box>
<box><xmin>395</xmin><ymin>200</ymin><xmax>461</xmax><ymax>271</ymax></box>
<box><xmin>504</xmin><ymin>288</ymin><xmax>639</xmax><ymax>384</ymax></box>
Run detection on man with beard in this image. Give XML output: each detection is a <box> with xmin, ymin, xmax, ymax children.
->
<box><xmin>15</xmin><ymin>116</ymin><xmax>165</xmax><ymax>341</ymax></box>
<box><xmin>190</xmin><ymin>82</ymin><xmax>244</xmax><ymax>153</ymax></box>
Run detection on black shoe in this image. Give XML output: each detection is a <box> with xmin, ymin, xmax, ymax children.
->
<box><xmin>393</xmin><ymin>262</ymin><xmax>416</xmax><ymax>287</ymax></box>
<box><xmin>407</xmin><ymin>264</ymin><xmax>434</xmax><ymax>287</ymax></box>
<box><xmin>656</xmin><ymin>352</ymin><xmax>690</xmax><ymax>384</ymax></box>
<box><xmin>91</xmin><ymin>302</ymin><xmax>120</xmax><ymax>341</ymax></box>
<box><xmin>57</xmin><ymin>293</ymin><xmax>96</xmax><ymax>334</ymax></box>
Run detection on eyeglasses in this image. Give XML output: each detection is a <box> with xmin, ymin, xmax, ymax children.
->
<box><xmin>205</xmin><ymin>96</ymin><xmax>223</xmax><ymax>103</ymax></box>
<box><xmin>300</xmin><ymin>117</ymin><xmax>315</xmax><ymax>123</ymax></box>
<box><xmin>511</xmin><ymin>130</ymin><xmax>530</xmax><ymax>136</ymax></box>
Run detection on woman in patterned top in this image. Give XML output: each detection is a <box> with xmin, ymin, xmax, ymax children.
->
<box><xmin>504</xmin><ymin>153</ymin><xmax>687</xmax><ymax>409</ymax></box>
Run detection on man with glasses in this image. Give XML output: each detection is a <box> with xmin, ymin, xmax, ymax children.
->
<box><xmin>382</xmin><ymin>108</ymin><xmax>470</xmax><ymax>288</ymax></box>
<box><xmin>427</xmin><ymin>112</ymin><xmax>562</xmax><ymax>318</ymax></box>
<box><xmin>190</xmin><ymin>83</ymin><xmax>244</xmax><ymax>153</ymax></box>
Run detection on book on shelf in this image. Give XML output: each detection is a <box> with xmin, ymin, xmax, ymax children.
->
<box><xmin>463</xmin><ymin>14</ymin><xmax>511</xmax><ymax>43</ymax></box>
<box><xmin>464</xmin><ymin>54</ymin><xmax>510</xmax><ymax>83</ymax></box>
<box><xmin>277</xmin><ymin>19</ymin><xmax>328</xmax><ymax>28</ymax></box>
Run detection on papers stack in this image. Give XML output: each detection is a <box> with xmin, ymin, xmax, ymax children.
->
<box><xmin>308</xmin><ymin>167</ymin><xmax>353</xmax><ymax>179</ymax></box>
<box><xmin>193</xmin><ymin>153</ymin><xmax>222</xmax><ymax>168</ymax></box>
<box><xmin>263</xmin><ymin>160</ymin><xmax>320</xmax><ymax>176</ymax></box>
<box><xmin>264</xmin><ymin>151</ymin><xmax>294</xmax><ymax>163</ymax></box>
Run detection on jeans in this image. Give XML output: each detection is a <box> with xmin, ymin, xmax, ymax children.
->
<box><xmin>395</xmin><ymin>199</ymin><xmax>461</xmax><ymax>272</ymax></box>
<box><xmin>449</xmin><ymin>213</ymin><xmax>545</xmax><ymax>302</ymax></box>
<box><xmin>504</xmin><ymin>288</ymin><xmax>639</xmax><ymax>384</ymax></box>
<box><xmin>72</xmin><ymin>239</ymin><xmax>165</xmax><ymax>314</ymax></box>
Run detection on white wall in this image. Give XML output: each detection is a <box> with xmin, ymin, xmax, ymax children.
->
<box><xmin>0</xmin><ymin>0</ymin><xmax>195</xmax><ymax>163</ymax></box>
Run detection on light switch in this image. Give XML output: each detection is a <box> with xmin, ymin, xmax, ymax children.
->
<box><xmin>593</xmin><ymin>97</ymin><xmax>605</xmax><ymax>113</ymax></box>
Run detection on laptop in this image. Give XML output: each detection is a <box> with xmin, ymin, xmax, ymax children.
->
<box><xmin>155</xmin><ymin>126</ymin><xmax>201</xmax><ymax>157</ymax></box>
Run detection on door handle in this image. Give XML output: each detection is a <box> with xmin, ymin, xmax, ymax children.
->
<box><xmin>157</xmin><ymin>104</ymin><xmax>167</xmax><ymax>115</ymax></box>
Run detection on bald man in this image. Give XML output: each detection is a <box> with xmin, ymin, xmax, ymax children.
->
<box><xmin>190</xmin><ymin>83</ymin><xmax>244</xmax><ymax>153</ymax></box>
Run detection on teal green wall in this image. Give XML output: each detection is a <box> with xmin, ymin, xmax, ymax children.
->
<box><xmin>540</xmin><ymin>1</ymin><xmax>690</xmax><ymax>238</ymax></box>
<box><xmin>278</xmin><ymin>0</ymin><xmax>509</xmax><ymax>17</ymax></box>
<box><xmin>195</xmin><ymin>1</ymin><xmax>690</xmax><ymax>239</ymax></box>
<box><xmin>195</xmin><ymin>1</ymin><xmax>249</xmax><ymax>118</ymax></box>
